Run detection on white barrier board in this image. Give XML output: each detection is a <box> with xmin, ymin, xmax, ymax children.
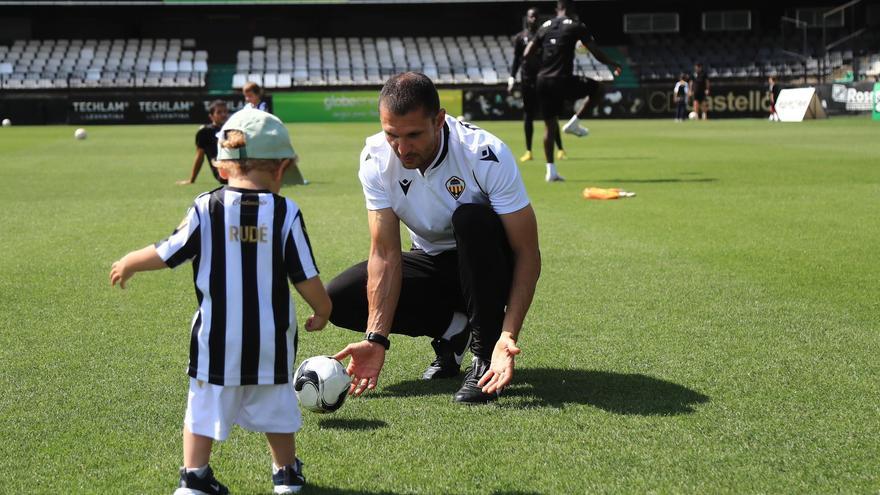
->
<box><xmin>776</xmin><ymin>87</ymin><xmax>827</xmax><ymax>122</ymax></box>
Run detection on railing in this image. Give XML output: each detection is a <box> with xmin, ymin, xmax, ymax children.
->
<box><xmin>821</xmin><ymin>0</ymin><xmax>867</xmax><ymax>82</ymax></box>
<box><xmin>0</xmin><ymin>71</ymin><xmax>206</xmax><ymax>90</ymax></box>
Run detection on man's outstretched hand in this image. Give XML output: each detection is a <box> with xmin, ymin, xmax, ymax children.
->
<box><xmin>333</xmin><ymin>341</ymin><xmax>386</xmax><ymax>396</ymax></box>
<box><xmin>477</xmin><ymin>332</ymin><xmax>521</xmax><ymax>394</ymax></box>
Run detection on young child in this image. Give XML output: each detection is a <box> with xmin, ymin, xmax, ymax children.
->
<box><xmin>109</xmin><ymin>108</ymin><xmax>331</xmax><ymax>495</ymax></box>
<box><xmin>243</xmin><ymin>81</ymin><xmax>269</xmax><ymax>112</ymax></box>
<box><xmin>673</xmin><ymin>73</ymin><xmax>689</xmax><ymax>122</ymax></box>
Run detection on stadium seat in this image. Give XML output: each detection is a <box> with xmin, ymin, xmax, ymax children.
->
<box><xmin>264</xmin><ymin>73</ymin><xmax>277</xmax><ymax>88</ymax></box>
<box><xmin>0</xmin><ymin>38</ymin><xmax>206</xmax><ymax>89</ymax></box>
<box><xmin>481</xmin><ymin>68</ymin><xmax>497</xmax><ymax>85</ymax></box>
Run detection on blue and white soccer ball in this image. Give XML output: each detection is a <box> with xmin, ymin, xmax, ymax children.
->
<box><xmin>294</xmin><ymin>356</ymin><xmax>350</xmax><ymax>413</ymax></box>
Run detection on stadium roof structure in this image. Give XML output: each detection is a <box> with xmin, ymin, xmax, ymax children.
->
<box><xmin>0</xmin><ymin>0</ymin><xmax>545</xmax><ymax>4</ymax></box>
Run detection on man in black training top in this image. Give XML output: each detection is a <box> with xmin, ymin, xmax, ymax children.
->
<box><xmin>524</xmin><ymin>0</ymin><xmax>621</xmax><ymax>182</ymax></box>
<box><xmin>508</xmin><ymin>6</ymin><xmax>566</xmax><ymax>164</ymax></box>
<box><xmin>178</xmin><ymin>100</ymin><xmax>229</xmax><ymax>186</ymax></box>
<box><xmin>689</xmin><ymin>62</ymin><xmax>711</xmax><ymax>121</ymax></box>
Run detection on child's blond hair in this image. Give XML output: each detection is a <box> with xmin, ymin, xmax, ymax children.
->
<box><xmin>214</xmin><ymin>130</ymin><xmax>288</xmax><ymax>175</ymax></box>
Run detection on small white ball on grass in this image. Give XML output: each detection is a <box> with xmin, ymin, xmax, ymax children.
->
<box><xmin>74</xmin><ymin>128</ymin><xmax>88</xmax><ymax>140</ymax></box>
<box><xmin>2</xmin><ymin>119</ymin><xmax>11</xmax><ymax>127</ymax></box>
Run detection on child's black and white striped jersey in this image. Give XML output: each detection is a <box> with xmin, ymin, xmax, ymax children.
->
<box><xmin>155</xmin><ymin>186</ymin><xmax>318</xmax><ymax>386</ymax></box>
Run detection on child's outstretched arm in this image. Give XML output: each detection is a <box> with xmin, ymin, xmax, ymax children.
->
<box><xmin>294</xmin><ymin>276</ymin><xmax>332</xmax><ymax>332</ymax></box>
<box><xmin>109</xmin><ymin>245</ymin><xmax>166</xmax><ymax>289</ymax></box>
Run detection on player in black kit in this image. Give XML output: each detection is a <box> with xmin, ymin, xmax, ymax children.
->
<box><xmin>524</xmin><ymin>0</ymin><xmax>621</xmax><ymax>182</ymax></box>
<box><xmin>508</xmin><ymin>7</ymin><xmax>565</xmax><ymax>164</ymax></box>
<box><xmin>178</xmin><ymin>100</ymin><xmax>228</xmax><ymax>185</ymax></box>
<box><xmin>689</xmin><ymin>62</ymin><xmax>711</xmax><ymax>120</ymax></box>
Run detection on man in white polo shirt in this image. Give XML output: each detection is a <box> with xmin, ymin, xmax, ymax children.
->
<box><xmin>329</xmin><ymin>72</ymin><xmax>541</xmax><ymax>404</ymax></box>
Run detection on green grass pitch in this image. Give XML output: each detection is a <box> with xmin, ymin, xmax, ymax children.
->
<box><xmin>0</xmin><ymin>116</ymin><xmax>877</xmax><ymax>494</ymax></box>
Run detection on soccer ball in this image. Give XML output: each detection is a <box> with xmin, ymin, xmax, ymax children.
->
<box><xmin>74</xmin><ymin>128</ymin><xmax>87</xmax><ymax>140</ymax></box>
<box><xmin>688</xmin><ymin>111</ymin><xmax>697</xmax><ymax>120</ymax></box>
<box><xmin>293</xmin><ymin>356</ymin><xmax>350</xmax><ymax>413</ymax></box>
<box><xmin>1</xmin><ymin>118</ymin><xmax>10</xmax><ymax>127</ymax></box>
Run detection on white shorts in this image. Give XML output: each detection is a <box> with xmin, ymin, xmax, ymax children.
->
<box><xmin>184</xmin><ymin>378</ymin><xmax>302</xmax><ymax>441</ymax></box>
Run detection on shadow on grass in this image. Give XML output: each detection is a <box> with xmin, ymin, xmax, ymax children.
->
<box><xmin>563</xmin><ymin>156</ymin><xmax>655</xmax><ymax>161</ymax></box>
<box><xmin>298</xmin><ymin>485</ymin><xmax>540</xmax><ymax>495</ymax></box>
<box><xmin>577</xmin><ymin>178</ymin><xmax>718</xmax><ymax>184</ymax></box>
<box><xmin>301</xmin><ymin>485</ymin><xmax>402</xmax><ymax>495</ymax></box>
<box><xmin>377</xmin><ymin>368</ymin><xmax>709</xmax><ymax>415</ymax></box>
<box><xmin>282</xmin><ymin>180</ymin><xmax>331</xmax><ymax>186</ymax></box>
<box><xmin>317</xmin><ymin>418</ymin><xmax>387</xmax><ymax>431</ymax></box>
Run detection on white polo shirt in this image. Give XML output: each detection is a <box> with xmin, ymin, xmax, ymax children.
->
<box><xmin>358</xmin><ymin>115</ymin><xmax>530</xmax><ymax>255</ymax></box>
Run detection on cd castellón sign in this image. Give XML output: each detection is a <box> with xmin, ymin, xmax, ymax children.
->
<box><xmin>646</xmin><ymin>86</ymin><xmax>771</xmax><ymax>116</ymax></box>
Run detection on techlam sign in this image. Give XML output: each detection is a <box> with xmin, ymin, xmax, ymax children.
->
<box><xmin>67</xmin><ymin>95</ymin><xmax>265</xmax><ymax>124</ymax></box>
<box><xmin>70</xmin><ymin>100</ymin><xmax>130</xmax><ymax>122</ymax></box>
<box><xmin>137</xmin><ymin>100</ymin><xmax>195</xmax><ymax>120</ymax></box>
<box><xmin>775</xmin><ymin>87</ymin><xmax>827</xmax><ymax>122</ymax></box>
<box><xmin>69</xmin><ymin>97</ymin><xmax>200</xmax><ymax>123</ymax></box>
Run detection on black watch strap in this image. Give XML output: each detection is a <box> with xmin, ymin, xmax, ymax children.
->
<box><xmin>365</xmin><ymin>332</ymin><xmax>391</xmax><ymax>350</ymax></box>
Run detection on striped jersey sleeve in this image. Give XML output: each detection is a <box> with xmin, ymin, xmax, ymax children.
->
<box><xmin>284</xmin><ymin>205</ymin><xmax>319</xmax><ymax>283</ymax></box>
<box><xmin>155</xmin><ymin>204</ymin><xmax>201</xmax><ymax>268</ymax></box>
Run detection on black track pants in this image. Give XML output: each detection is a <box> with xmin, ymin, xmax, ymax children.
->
<box><xmin>326</xmin><ymin>204</ymin><xmax>513</xmax><ymax>359</ymax></box>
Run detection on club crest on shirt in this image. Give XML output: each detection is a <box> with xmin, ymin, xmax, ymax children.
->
<box><xmin>445</xmin><ymin>176</ymin><xmax>465</xmax><ymax>200</ymax></box>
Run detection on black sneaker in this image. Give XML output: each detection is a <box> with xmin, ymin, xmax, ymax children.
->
<box><xmin>421</xmin><ymin>327</ymin><xmax>471</xmax><ymax>380</ymax></box>
<box><xmin>173</xmin><ymin>465</ymin><xmax>229</xmax><ymax>495</ymax></box>
<box><xmin>272</xmin><ymin>458</ymin><xmax>305</xmax><ymax>494</ymax></box>
<box><xmin>453</xmin><ymin>357</ymin><xmax>499</xmax><ymax>404</ymax></box>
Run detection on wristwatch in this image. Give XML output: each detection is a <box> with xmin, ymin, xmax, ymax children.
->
<box><xmin>365</xmin><ymin>332</ymin><xmax>391</xmax><ymax>350</ymax></box>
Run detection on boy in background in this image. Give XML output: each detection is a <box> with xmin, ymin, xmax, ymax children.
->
<box><xmin>242</xmin><ymin>81</ymin><xmax>309</xmax><ymax>185</ymax></box>
<box><xmin>110</xmin><ymin>108</ymin><xmax>331</xmax><ymax>495</ymax></box>
<box><xmin>178</xmin><ymin>100</ymin><xmax>229</xmax><ymax>186</ymax></box>
<box><xmin>243</xmin><ymin>81</ymin><xmax>270</xmax><ymax>112</ymax></box>
<box><xmin>673</xmin><ymin>73</ymin><xmax>689</xmax><ymax>122</ymax></box>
